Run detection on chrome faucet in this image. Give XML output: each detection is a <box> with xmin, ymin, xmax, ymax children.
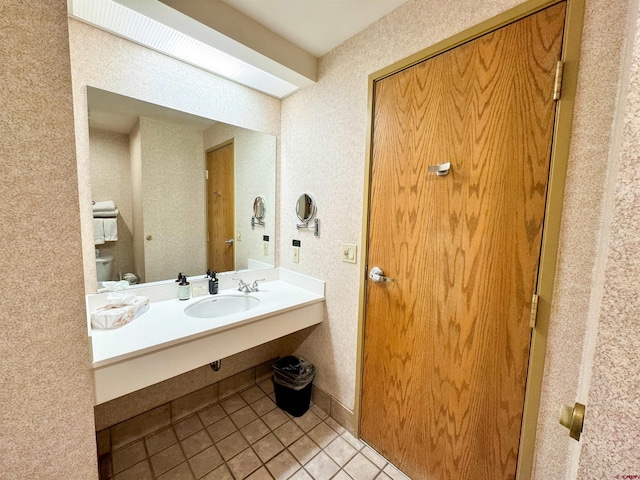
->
<box><xmin>233</xmin><ymin>278</ymin><xmax>265</xmax><ymax>292</ymax></box>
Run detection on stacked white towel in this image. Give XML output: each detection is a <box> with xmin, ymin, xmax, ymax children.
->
<box><xmin>93</xmin><ymin>200</ymin><xmax>119</xmax><ymax>244</ymax></box>
<box><xmin>91</xmin><ymin>293</ymin><xmax>150</xmax><ymax>330</ymax></box>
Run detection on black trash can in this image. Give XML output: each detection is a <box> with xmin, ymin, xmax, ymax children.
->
<box><xmin>272</xmin><ymin>356</ymin><xmax>315</xmax><ymax>417</ymax></box>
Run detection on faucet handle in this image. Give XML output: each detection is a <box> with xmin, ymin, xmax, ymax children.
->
<box><xmin>251</xmin><ymin>279</ymin><xmax>266</xmax><ymax>291</ymax></box>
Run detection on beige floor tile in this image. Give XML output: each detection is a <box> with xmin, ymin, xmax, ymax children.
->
<box><xmin>258</xmin><ymin>379</ymin><xmax>275</xmax><ymax>395</ymax></box>
<box><xmin>341</xmin><ymin>431</ymin><xmax>364</xmax><ymax>451</ymax></box>
<box><xmin>382</xmin><ymin>463</ymin><xmax>410</xmax><ymax>480</ymax></box>
<box><xmin>231</xmin><ymin>405</ymin><xmax>259</xmax><ymax>428</ymax></box>
<box><xmin>309</xmin><ymin>404</ymin><xmax>328</xmax><ymax>420</ymax></box>
<box><xmin>251</xmin><ymin>396</ymin><xmax>277</xmax><ymax>417</ymax></box>
<box><xmin>146</xmin><ymin>426</ymin><xmax>178</xmax><ymax>456</ymax></box>
<box><xmin>292</xmin><ymin>411</ymin><xmax>321</xmax><ymax>433</ymax></box>
<box><xmin>288</xmin><ymin>469</ymin><xmax>313</xmax><ymax>480</ymax></box>
<box><xmin>241</xmin><ymin>418</ymin><xmax>271</xmax><ymax>444</ymax></box>
<box><xmin>324</xmin><ymin>436</ymin><xmax>357</xmax><ymax>467</ymax></box>
<box><xmin>207</xmin><ymin>416</ymin><xmax>238</xmax><ymax>442</ymax></box>
<box><xmin>221</xmin><ymin>394</ymin><xmax>248</xmax><ymax>415</ymax></box>
<box><xmin>245</xmin><ymin>466</ymin><xmax>274</xmax><ymax>480</ymax></box>
<box><xmin>181</xmin><ymin>429</ymin><xmax>213</xmax><ymax>458</ymax></box>
<box><xmin>262</xmin><ymin>408</ymin><xmax>289</xmax><ymax>430</ymax></box>
<box><xmin>361</xmin><ymin>446</ymin><xmax>387</xmax><ymax>469</ymax></box>
<box><xmin>150</xmin><ymin>443</ymin><xmax>186</xmax><ymax>477</ymax></box>
<box><xmin>304</xmin><ymin>451</ymin><xmax>340</xmax><ymax>480</ymax></box>
<box><xmin>201</xmin><ymin>462</ymin><xmax>233</xmax><ymax>480</ymax></box>
<box><xmin>174</xmin><ymin>415</ymin><xmax>204</xmax><ymax>440</ymax></box>
<box><xmin>112</xmin><ymin>440</ymin><xmax>146</xmax><ymax>474</ymax></box>
<box><xmin>344</xmin><ymin>453</ymin><xmax>380</xmax><ymax>480</ymax></box>
<box><xmin>375</xmin><ymin>473</ymin><xmax>393</xmax><ymax>480</ymax></box>
<box><xmin>157</xmin><ymin>461</ymin><xmax>194</xmax><ymax>480</ymax></box>
<box><xmin>332</xmin><ymin>471</ymin><xmax>352</xmax><ymax>480</ymax></box>
<box><xmin>199</xmin><ymin>404</ymin><xmax>227</xmax><ymax>427</ymax></box>
<box><xmin>252</xmin><ymin>432</ymin><xmax>285</xmax><ymax>463</ymax></box>
<box><xmin>307</xmin><ymin>423</ymin><xmax>338</xmax><ymax>449</ymax></box>
<box><xmin>240</xmin><ymin>386</ymin><xmax>266</xmax><ymax>404</ymax></box>
<box><xmin>273</xmin><ymin>420</ymin><xmax>304</xmax><ymax>447</ymax></box>
<box><xmin>188</xmin><ymin>445</ymin><xmax>224</xmax><ymax>478</ymax></box>
<box><xmin>227</xmin><ymin>447</ymin><xmax>263</xmax><ymax>479</ymax></box>
<box><xmin>288</xmin><ymin>435</ymin><xmax>320</xmax><ymax>465</ymax></box>
<box><xmin>114</xmin><ymin>459</ymin><xmax>153</xmax><ymax>480</ymax></box>
<box><xmin>266</xmin><ymin>450</ymin><xmax>301</xmax><ymax>480</ymax></box>
<box><xmin>323</xmin><ymin>417</ymin><xmax>345</xmax><ymax>435</ymax></box>
<box><xmin>216</xmin><ymin>430</ymin><xmax>250</xmax><ymax>461</ymax></box>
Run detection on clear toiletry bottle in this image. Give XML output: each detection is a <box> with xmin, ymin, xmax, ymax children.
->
<box><xmin>178</xmin><ymin>275</ymin><xmax>191</xmax><ymax>300</ymax></box>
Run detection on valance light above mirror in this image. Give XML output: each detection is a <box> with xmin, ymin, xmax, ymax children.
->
<box><xmin>86</xmin><ymin>87</ymin><xmax>276</xmax><ymax>288</ymax></box>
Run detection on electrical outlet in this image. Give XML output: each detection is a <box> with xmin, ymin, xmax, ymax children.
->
<box><xmin>293</xmin><ymin>246</ymin><xmax>300</xmax><ymax>263</ymax></box>
<box><xmin>264</xmin><ymin>242</ymin><xmax>269</xmax><ymax>256</ymax></box>
<box><xmin>342</xmin><ymin>244</ymin><xmax>357</xmax><ymax>264</ymax></box>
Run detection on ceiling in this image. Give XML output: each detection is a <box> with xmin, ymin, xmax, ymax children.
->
<box><xmin>69</xmin><ymin>0</ymin><xmax>410</xmax><ymax>97</ymax></box>
<box><xmin>219</xmin><ymin>0</ymin><xmax>410</xmax><ymax>57</ymax></box>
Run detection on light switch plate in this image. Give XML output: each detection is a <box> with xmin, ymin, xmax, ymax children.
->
<box><xmin>342</xmin><ymin>244</ymin><xmax>357</xmax><ymax>264</ymax></box>
<box><xmin>264</xmin><ymin>242</ymin><xmax>269</xmax><ymax>256</ymax></box>
<box><xmin>293</xmin><ymin>246</ymin><xmax>300</xmax><ymax>263</ymax></box>
<box><xmin>236</xmin><ymin>230</ymin><xmax>242</xmax><ymax>241</ymax></box>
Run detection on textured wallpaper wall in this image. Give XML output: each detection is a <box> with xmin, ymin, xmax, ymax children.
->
<box><xmin>577</xmin><ymin>0</ymin><xmax>640</xmax><ymax>476</ymax></box>
<box><xmin>0</xmin><ymin>1</ymin><xmax>98</xmax><ymax>478</ymax></box>
<box><xmin>279</xmin><ymin>0</ymin><xmax>635</xmax><ymax>478</ymax></box>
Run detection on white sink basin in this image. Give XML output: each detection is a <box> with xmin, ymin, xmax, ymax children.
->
<box><xmin>184</xmin><ymin>295</ymin><xmax>260</xmax><ymax>318</ymax></box>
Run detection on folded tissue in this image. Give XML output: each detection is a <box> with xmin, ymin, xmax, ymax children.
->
<box><xmin>91</xmin><ymin>292</ymin><xmax>150</xmax><ymax>329</ymax></box>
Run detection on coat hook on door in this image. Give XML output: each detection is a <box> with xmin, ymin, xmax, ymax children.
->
<box><xmin>428</xmin><ymin>161</ymin><xmax>451</xmax><ymax>176</ymax></box>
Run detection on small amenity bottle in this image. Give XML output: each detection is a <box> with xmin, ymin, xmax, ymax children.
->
<box><xmin>178</xmin><ymin>275</ymin><xmax>191</xmax><ymax>300</ymax></box>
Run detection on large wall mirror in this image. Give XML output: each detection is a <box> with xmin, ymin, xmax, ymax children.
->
<box><xmin>87</xmin><ymin>87</ymin><xmax>276</xmax><ymax>285</ymax></box>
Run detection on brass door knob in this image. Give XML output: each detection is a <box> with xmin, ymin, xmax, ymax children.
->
<box><xmin>559</xmin><ymin>402</ymin><xmax>585</xmax><ymax>441</ymax></box>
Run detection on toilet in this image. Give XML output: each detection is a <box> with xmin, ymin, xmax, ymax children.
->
<box><xmin>96</xmin><ymin>255</ymin><xmax>114</xmax><ymax>283</ymax></box>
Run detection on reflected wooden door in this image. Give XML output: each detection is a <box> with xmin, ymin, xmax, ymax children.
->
<box><xmin>207</xmin><ymin>142</ymin><xmax>234</xmax><ymax>272</ymax></box>
<box><xmin>361</xmin><ymin>4</ymin><xmax>566</xmax><ymax>479</ymax></box>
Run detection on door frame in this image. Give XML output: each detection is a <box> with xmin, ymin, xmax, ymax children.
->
<box><xmin>354</xmin><ymin>0</ymin><xmax>586</xmax><ymax>478</ymax></box>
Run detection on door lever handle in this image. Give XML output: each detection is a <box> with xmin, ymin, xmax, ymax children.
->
<box><xmin>369</xmin><ymin>267</ymin><xmax>394</xmax><ymax>283</ymax></box>
<box><xmin>225</xmin><ymin>238</ymin><xmax>234</xmax><ymax>246</ymax></box>
<box><xmin>428</xmin><ymin>161</ymin><xmax>451</xmax><ymax>176</ymax></box>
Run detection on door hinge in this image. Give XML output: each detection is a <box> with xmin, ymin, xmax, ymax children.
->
<box><xmin>205</xmin><ymin>169</ymin><xmax>209</xmax><ymax>180</ymax></box>
<box><xmin>530</xmin><ymin>293</ymin><xmax>540</xmax><ymax>328</ymax></box>
<box><xmin>553</xmin><ymin>61</ymin><xmax>564</xmax><ymax>101</ymax></box>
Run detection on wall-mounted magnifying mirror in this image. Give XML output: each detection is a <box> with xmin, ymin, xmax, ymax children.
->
<box><xmin>251</xmin><ymin>196</ymin><xmax>266</xmax><ymax>229</ymax></box>
<box><xmin>296</xmin><ymin>193</ymin><xmax>320</xmax><ymax>237</ymax></box>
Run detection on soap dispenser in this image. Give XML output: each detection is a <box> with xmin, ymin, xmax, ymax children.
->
<box><xmin>178</xmin><ymin>275</ymin><xmax>191</xmax><ymax>300</ymax></box>
<box><xmin>208</xmin><ymin>271</ymin><xmax>218</xmax><ymax>295</ymax></box>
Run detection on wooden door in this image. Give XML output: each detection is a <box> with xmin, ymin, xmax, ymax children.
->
<box><xmin>207</xmin><ymin>143</ymin><xmax>234</xmax><ymax>272</ymax></box>
<box><xmin>361</xmin><ymin>4</ymin><xmax>566</xmax><ymax>479</ymax></box>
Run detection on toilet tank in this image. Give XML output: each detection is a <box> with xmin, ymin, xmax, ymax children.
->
<box><xmin>96</xmin><ymin>255</ymin><xmax>114</xmax><ymax>282</ymax></box>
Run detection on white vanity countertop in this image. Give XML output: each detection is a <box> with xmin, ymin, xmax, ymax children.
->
<box><xmin>89</xmin><ymin>269</ymin><xmax>325</xmax><ymax>368</ymax></box>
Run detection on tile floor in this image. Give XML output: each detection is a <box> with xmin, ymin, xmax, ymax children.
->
<box><xmin>99</xmin><ymin>379</ymin><xmax>409</xmax><ymax>480</ymax></box>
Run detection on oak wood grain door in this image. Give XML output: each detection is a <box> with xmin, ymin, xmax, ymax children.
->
<box><xmin>361</xmin><ymin>4</ymin><xmax>566</xmax><ymax>479</ymax></box>
<box><xmin>207</xmin><ymin>142</ymin><xmax>234</xmax><ymax>272</ymax></box>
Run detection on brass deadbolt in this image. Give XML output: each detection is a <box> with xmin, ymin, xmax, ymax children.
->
<box><xmin>559</xmin><ymin>402</ymin><xmax>585</xmax><ymax>441</ymax></box>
